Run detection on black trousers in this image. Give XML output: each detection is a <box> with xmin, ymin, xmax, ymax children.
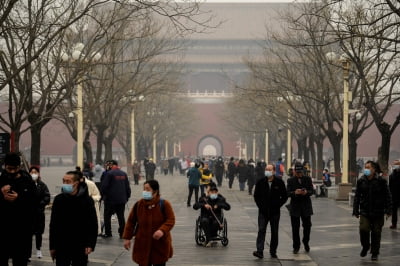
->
<box><xmin>133</xmin><ymin>174</ymin><xmax>139</xmax><ymax>185</ymax></box>
<box><xmin>104</xmin><ymin>202</ymin><xmax>126</xmax><ymax>237</ymax></box>
<box><xmin>215</xmin><ymin>173</ymin><xmax>223</xmax><ymax>186</ymax></box>
<box><xmin>359</xmin><ymin>215</ymin><xmax>384</xmax><ymax>255</ymax></box>
<box><xmin>55</xmin><ymin>249</ymin><xmax>88</xmax><ymax>266</ymax></box>
<box><xmin>256</xmin><ymin>212</ymin><xmax>280</xmax><ymax>254</ymax></box>
<box><xmin>290</xmin><ymin>215</ymin><xmax>312</xmax><ymax>249</ymax></box>
<box><xmin>187</xmin><ymin>185</ymin><xmax>199</xmax><ymax>205</ymax></box>
<box><xmin>228</xmin><ymin>175</ymin><xmax>235</xmax><ymax>188</ymax></box>
<box><xmin>392</xmin><ymin>201</ymin><xmax>399</xmax><ymax>226</ymax></box>
<box><xmin>200</xmin><ymin>216</ymin><xmax>220</xmax><ymax>242</ymax></box>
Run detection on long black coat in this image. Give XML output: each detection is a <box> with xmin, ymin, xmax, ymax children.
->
<box><xmin>0</xmin><ymin>169</ymin><xmax>37</xmax><ymax>259</ymax></box>
<box><xmin>286</xmin><ymin>175</ymin><xmax>314</xmax><ymax>217</ymax></box>
<box><xmin>49</xmin><ymin>183</ymin><xmax>98</xmax><ymax>252</ymax></box>
<box><xmin>389</xmin><ymin>169</ymin><xmax>400</xmax><ymax>204</ymax></box>
<box><xmin>254</xmin><ymin>176</ymin><xmax>287</xmax><ymax>216</ymax></box>
<box><xmin>33</xmin><ymin>180</ymin><xmax>50</xmax><ymax>234</ymax></box>
<box><xmin>353</xmin><ymin>174</ymin><xmax>392</xmax><ymax>217</ymax></box>
<box><xmin>237</xmin><ymin>165</ymin><xmax>249</xmax><ymax>183</ymax></box>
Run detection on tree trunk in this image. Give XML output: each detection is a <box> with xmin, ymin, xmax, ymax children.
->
<box><xmin>104</xmin><ymin>138</ymin><xmax>113</xmax><ymax>162</ymax></box>
<box><xmin>296</xmin><ymin>137</ymin><xmax>306</xmax><ymax>161</ymax></box>
<box><xmin>316</xmin><ymin>137</ymin><xmax>324</xmax><ymax>180</ymax></box>
<box><xmin>30</xmin><ymin>124</ymin><xmax>42</xmax><ymax>166</ymax></box>
<box><xmin>95</xmin><ymin>125</ymin><xmax>106</xmax><ymax>164</ymax></box>
<box><xmin>378</xmin><ymin>129</ymin><xmax>391</xmax><ymax>177</ymax></box>
<box><xmin>349</xmin><ymin>133</ymin><xmax>358</xmax><ymax>185</ymax></box>
<box><xmin>309</xmin><ymin>136</ymin><xmax>316</xmax><ymax>179</ymax></box>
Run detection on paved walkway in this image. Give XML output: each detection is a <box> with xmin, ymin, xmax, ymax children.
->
<box><xmin>24</xmin><ymin>167</ymin><xmax>400</xmax><ymax>265</ymax></box>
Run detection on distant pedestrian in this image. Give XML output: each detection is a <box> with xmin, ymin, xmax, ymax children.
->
<box><xmin>389</xmin><ymin>160</ymin><xmax>400</xmax><ymax>229</ymax></box>
<box><xmin>132</xmin><ymin>160</ymin><xmax>141</xmax><ymax>185</ymax></box>
<box><xmin>93</xmin><ymin>164</ymin><xmax>104</xmax><ymax>190</ymax></box>
<box><xmin>146</xmin><ymin>158</ymin><xmax>156</xmax><ymax>180</ymax></box>
<box><xmin>82</xmin><ymin>162</ymin><xmax>94</xmax><ymax>181</ymax></box>
<box><xmin>101</xmin><ymin>160</ymin><xmax>131</xmax><ymax>238</ymax></box>
<box><xmin>168</xmin><ymin>158</ymin><xmax>175</xmax><ymax>176</ymax></box>
<box><xmin>214</xmin><ymin>156</ymin><xmax>225</xmax><ymax>187</ymax></box>
<box><xmin>353</xmin><ymin>160</ymin><xmax>392</xmax><ymax>261</ymax></box>
<box><xmin>247</xmin><ymin>159</ymin><xmax>256</xmax><ymax>195</ymax></box>
<box><xmin>0</xmin><ymin>153</ymin><xmax>37</xmax><ymax>266</ymax></box>
<box><xmin>255</xmin><ymin>161</ymin><xmax>264</xmax><ymax>183</ymax></box>
<box><xmin>162</xmin><ymin>159</ymin><xmax>169</xmax><ymax>175</ymax></box>
<box><xmin>237</xmin><ymin>159</ymin><xmax>248</xmax><ymax>191</ymax></box>
<box><xmin>187</xmin><ymin>162</ymin><xmax>201</xmax><ymax>207</ymax></box>
<box><xmin>227</xmin><ymin>157</ymin><xmax>237</xmax><ymax>189</ymax></box>
<box><xmin>253</xmin><ymin>164</ymin><xmax>288</xmax><ymax>259</ymax></box>
<box><xmin>49</xmin><ymin>170</ymin><xmax>98</xmax><ymax>266</ymax></box>
<box><xmin>28</xmin><ymin>166</ymin><xmax>50</xmax><ymax>260</ymax></box>
<box><xmin>123</xmin><ymin>180</ymin><xmax>175</xmax><ymax>266</ymax></box>
<box><xmin>287</xmin><ymin>163</ymin><xmax>314</xmax><ymax>254</ymax></box>
<box><xmin>275</xmin><ymin>158</ymin><xmax>284</xmax><ymax>179</ymax></box>
<box><xmin>200</xmin><ymin>162</ymin><xmax>213</xmax><ymax>196</ymax></box>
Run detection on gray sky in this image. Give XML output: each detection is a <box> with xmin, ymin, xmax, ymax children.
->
<box><xmin>204</xmin><ymin>0</ymin><xmax>294</xmax><ymax>2</ymax></box>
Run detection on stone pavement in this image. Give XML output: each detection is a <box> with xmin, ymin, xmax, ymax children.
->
<box><xmin>23</xmin><ymin>167</ymin><xmax>400</xmax><ymax>266</ymax></box>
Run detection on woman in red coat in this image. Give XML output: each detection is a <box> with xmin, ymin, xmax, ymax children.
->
<box><xmin>123</xmin><ymin>180</ymin><xmax>175</xmax><ymax>266</ymax></box>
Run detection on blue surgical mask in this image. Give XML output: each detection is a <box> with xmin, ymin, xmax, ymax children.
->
<box><xmin>363</xmin><ymin>169</ymin><xmax>371</xmax><ymax>176</ymax></box>
<box><xmin>210</xmin><ymin>193</ymin><xmax>218</xmax><ymax>200</ymax></box>
<box><xmin>62</xmin><ymin>184</ymin><xmax>73</xmax><ymax>194</ymax></box>
<box><xmin>265</xmin><ymin>171</ymin><xmax>273</xmax><ymax>177</ymax></box>
<box><xmin>393</xmin><ymin>165</ymin><xmax>400</xmax><ymax>170</ymax></box>
<box><xmin>142</xmin><ymin>191</ymin><xmax>153</xmax><ymax>200</ymax></box>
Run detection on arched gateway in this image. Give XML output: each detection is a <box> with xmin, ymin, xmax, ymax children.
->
<box><xmin>197</xmin><ymin>135</ymin><xmax>224</xmax><ymax>156</ymax></box>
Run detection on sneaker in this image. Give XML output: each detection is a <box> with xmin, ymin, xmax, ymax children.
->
<box><xmin>36</xmin><ymin>250</ymin><xmax>42</xmax><ymax>258</ymax></box>
<box><xmin>371</xmin><ymin>254</ymin><xmax>378</xmax><ymax>261</ymax></box>
<box><xmin>360</xmin><ymin>247</ymin><xmax>369</xmax><ymax>257</ymax></box>
<box><xmin>253</xmin><ymin>251</ymin><xmax>264</xmax><ymax>259</ymax></box>
<box><xmin>390</xmin><ymin>225</ymin><xmax>397</xmax><ymax>229</ymax></box>
<box><xmin>293</xmin><ymin>248</ymin><xmax>300</xmax><ymax>254</ymax></box>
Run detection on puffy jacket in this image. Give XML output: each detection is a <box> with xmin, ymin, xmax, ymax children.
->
<box><xmin>101</xmin><ymin>167</ymin><xmax>131</xmax><ymax>204</ymax></box>
<box><xmin>353</xmin><ymin>174</ymin><xmax>392</xmax><ymax>217</ymax></box>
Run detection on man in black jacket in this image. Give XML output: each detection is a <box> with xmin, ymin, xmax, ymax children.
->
<box><xmin>389</xmin><ymin>160</ymin><xmax>400</xmax><ymax>229</ymax></box>
<box><xmin>0</xmin><ymin>152</ymin><xmax>37</xmax><ymax>266</ymax></box>
<box><xmin>353</xmin><ymin>160</ymin><xmax>392</xmax><ymax>261</ymax></box>
<box><xmin>287</xmin><ymin>163</ymin><xmax>314</xmax><ymax>254</ymax></box>
<box><xmin>101</xmin><ymin>160</ymin><xmax>131</xmax><ymax>238</ymax></box>
<box><xmin>253</xmin><ymin>164</ymin><xmax>287</xmax><ymax>259</ymax></box>
<box><xmin>214</xmin><ymin>156</ymin><xmax>225</xmax><ymax>187</ymax></box>
<box><xmin>49</xmin><ymin>171</ymin><xmax>98</xmax><ymax>266</ymax></box>
<box><xmin>227</xmin><ymin>157</ymin><xmax>236</xmax><ymax>189</ymax></box>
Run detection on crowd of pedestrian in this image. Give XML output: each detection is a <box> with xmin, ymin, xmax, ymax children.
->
<box><xmin>1</xmin><ymin>151</ymin><xmax>400</xmax><ymax>265</ymax></box>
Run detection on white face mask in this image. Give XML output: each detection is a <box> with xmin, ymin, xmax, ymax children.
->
<box><xmin>31</xmin><ymin>174</ymin><xmax>39</xmax><ymax>181</ymax></box>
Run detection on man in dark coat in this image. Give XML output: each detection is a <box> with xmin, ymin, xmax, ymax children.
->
<box><xmin>146</xmin><ymin>158</ymin><xmax>156</xmax><ymax>181</ymax></box>
<box><xmin>253</xmin><ymin>164</ymin><xmax>287</xmax><ymax>259</ymax></box>
<box><xmin>214</xmin><ymin>156</ymin><xmax>225</xmax><ymax>187</ymax></box>
<box><xmin>0</xmin><ymin>152</ymin><xmax>37</xmax><ymax>266</ymax></box>
<box><xmin>389</xmin><ymin>160</ymin><xmax>400</xmax><ymax>229</ymax></box>
<box><xmin>50</xmin><ymin>170</ymin><xmax>98</xmax><ymax>265</ymax></box>
<box><xmin>287</xmin><ymin>163</ymin><xmax>314</xmax><ymax>254</ymax></box>
<box><xmin>227</xmin><ymin>157</ymin><xmax>237</xmax><ymax>189</ymax></box>
<box><xmin>101</xmin><ymin>160</ymin><xmax>131</xmax><ymax>238</ymax></box>
<box><xmin>353</xmin><ymin>160</ymin><xmax>392</xmax><ymax>261</ymax></box>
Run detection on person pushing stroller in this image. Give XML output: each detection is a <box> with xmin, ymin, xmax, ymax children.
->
<box><xmin>193</xmin><ymin>184</ymin><xmax>230</xmax><ymax>247</ymax></box>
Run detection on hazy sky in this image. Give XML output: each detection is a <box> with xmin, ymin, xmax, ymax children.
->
<box><xmin>204</xmin><ymin>0</ymin><xmax>294</xmax><ymax>2</ymax></box>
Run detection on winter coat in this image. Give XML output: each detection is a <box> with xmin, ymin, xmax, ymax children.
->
<box><xmin>193</xmin><ymin>194</ymin><xmax>230</xmax><ymax>220</ymax></box>
<box><xmin>132</xmin><ymin>162</ymin><xmax>141</xmax><ymax>175</ymax></box>
<box><xmin>286</xmin><ymin>175</ymin><xmax>314</xmax><ymax>217</ymax></box>
<box><xmin>247</xmin><ymin>163</ymin><xmax>256</xmax><ymax>186</ymax></box>
<box><xmin>123</xmin><ymin>195</ymin><xmax>175</xmax><ymax>265</ymax></box>
<box><xmin>200</xmin><ymin>168</ymin><xmax>213</xmax><ymax>185</ymax></box>
<box><xmin>146</xmin><ymin>162</ymin><xmax>157</xmax><ymax>175</ymax></box>
<box><xmin>254</xmin><ymin>176</ymin><xmax>287</xmax><ymax>216</ymax></box>
<box><xmin>389</xmin><ymin>169</ymin><xmax>400</xmax><ymax>204</ymax></box>
<box><xmin>353</xmin><ymin>174</ymin><xmax>392</xmax><ymax>217</ymax></box>
<box><xmin>33</xmin><ymin>179</ymin><xmax>50</xmax><ymax>234</ymax></box>
<box><xmin>214</xmin><ymin>160</ymin><xmax>225</xmax><ymax>176</ymax></box>
<box><xmin>255</xmin><ymin>164</ymin><xmax>264</xmax><ymax>182</ymax></box>
<box><xmin>49</xmin><ymin>183</ymin><xmax>98</xmax><ymax>252</ymax></box>
<box><xmin>227</xmin><ymin>161</ymin><xmax>237</xmax><ymax>178</ymax></box>
<box><xmin>237</xmin><ymin>165</ymin><xmax>248</xmax><ymax>183</ymax></box>
<box><xmin>0</xmin><ymin>169</ymin><xmax>37</xmax><ymax>258</ymax></box>
<box><xmin>101</xmin><ymin>167</ymin><xmax>131</xmax><ymax>204</ymax></box>
<box><xmin>187</xmin><ymin>167</ymin><xmax>201</xmax><ymax>186</ymax></box>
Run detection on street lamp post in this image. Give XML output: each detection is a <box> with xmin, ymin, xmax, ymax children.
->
<box><xmin>61</xmin><ymin>43</ymin><xmax>101</xmax><ymax>168</ymax></box>
<box><xmin>130</xmin><ymin>95</ymin><xmax>144</xmax><ymax>164</ymax></box>
<box><xmin>252</xmin><ymin>133</ymin><xmax>256</xmax><ymax>160</ymax></box>
<box><xmin>326</xmin><ymin>51</ymin><xmax>353</xmax><ymax>199</ymax></box>
<box><xmin>287</xmin><ymin>109</ymin><xmax>292</xmax><ymax>170</ymax></box>
<box><xmin>153</xmin><ymin>125</ymin><xmax>157</xmax><ymax>163</ymax></box>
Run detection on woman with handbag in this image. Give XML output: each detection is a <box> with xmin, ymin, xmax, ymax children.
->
<box><xmin>123</xmin><ymin>180</ymin><xmax>175</xmax><ymax>266</ymax></box>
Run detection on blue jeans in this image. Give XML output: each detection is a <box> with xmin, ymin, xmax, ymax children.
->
<box><xmin>239</xmin><ymin>182</ymin><xmax>245</xmax><ymax>191</ymax></box>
